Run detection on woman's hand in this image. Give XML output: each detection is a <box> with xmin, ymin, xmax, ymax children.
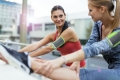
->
<box><xmin>0</xmin><ymin>53</ymin><xmax>8</xmax><ymax>64</ymax></box>
<box><xmin>35</xmin><ymin>57</ymin><xmax>65</xmax><ymax>77</ymax></box>
<box><xmin>69</xmin><ymin>61</ymin><xmax>80</xmax><ymax>77</ymax></box>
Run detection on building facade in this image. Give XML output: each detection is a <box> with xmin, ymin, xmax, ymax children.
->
<box><xmin>29</xmin><ymin>12</ymin><xmax>94</xmax><ymax>45</ymax></box>
<box><xmin>0</xmin><ymin>0</ymin><xmax>34</xmax><ymax>39</ymax></box>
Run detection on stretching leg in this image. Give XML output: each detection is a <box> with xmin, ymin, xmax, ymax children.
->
<box><xmin>31</xmin><ymin>59</ymin><xmax>80</xmax><ymax>80</ymax></box>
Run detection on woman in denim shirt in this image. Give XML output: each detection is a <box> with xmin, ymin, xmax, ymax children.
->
<box><xmin>0</xmin><ymin>0</ymin><xmax>120</xmax><ymax>80</ymax></box>
<box><xmin>33</xmin><ymin>0</ymin><xmax>120</xmax><ymax>80</ymax></box>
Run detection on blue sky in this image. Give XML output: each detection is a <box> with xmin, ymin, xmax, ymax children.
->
<box><xmin>6</xmin><ymin>0</ymin><xmax>88</xmax><ymax>18</ymax></box>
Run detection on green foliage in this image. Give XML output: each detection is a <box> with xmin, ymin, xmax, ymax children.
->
<box><xmin>86</xmin><ymin>21</ymin><xmax>93</xmax><ymax>39</ymax></box>
<box><xmin>0</xmin><ymin>24</ymin><xmax>2</xmax><ymax>29</ymax></box>
<box><xmin>0</xmin><ymin>24</ymin><xmax>2</xmax><ymax>34</ymax></box>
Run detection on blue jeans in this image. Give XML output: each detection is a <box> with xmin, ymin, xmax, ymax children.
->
<box><xmin>80</xmin><ymin>68</ymin><xmax>120</xmax><ymax>80</ymax></box>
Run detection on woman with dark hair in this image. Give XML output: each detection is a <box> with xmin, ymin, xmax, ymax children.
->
<box><xmin>1</xmin><ymin>0</ymin><xmax>120</xmax><ymax>79</ymax></box>
<box><xmin>18</xmin><ymin>5</ymin><xmax>86</xmax><ymax>70</ymax></box>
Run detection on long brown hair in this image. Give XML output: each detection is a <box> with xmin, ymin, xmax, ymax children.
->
<box><xmin>51</xmin><ymin>5</ymin><xmax>69</xmax><ymax>34</ymax></box>
<box><xmin>88</xmin><ymin>0</ymin><xmax>120</xmax><ymax>34</ymax></box>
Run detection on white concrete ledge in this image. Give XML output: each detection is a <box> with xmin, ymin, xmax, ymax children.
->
<box><xmin>0</xmin><ymin>60</ymin><xmax>38</xmax><ymax>80</ymax></box>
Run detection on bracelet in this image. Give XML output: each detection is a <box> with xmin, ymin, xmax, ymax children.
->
<box><xmin>61</xmin><ymin>56</ymin><xmax>67</xmax><ymax>64</ymax></box>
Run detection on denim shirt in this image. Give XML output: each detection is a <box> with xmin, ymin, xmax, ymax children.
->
<box><xmin>83</xmin><ymin>21</ymin><xmax>120</xmax><ymax>69</ymax></box>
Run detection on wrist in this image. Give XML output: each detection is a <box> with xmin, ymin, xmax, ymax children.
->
<box><xmin>59</xmin><ymin>56</ymin><xmax>67</xmax><ymax>65</ymax></box>
<box><xmin>72</xmin><ymin>61</ymin><xmax>79</xmax><ymax>65</ymax></box>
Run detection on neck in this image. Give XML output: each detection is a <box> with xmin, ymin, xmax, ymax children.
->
<box><xmin>56</xmin><ymin>24</ymin><xmax>64</xmax><ymax>33</ymax></box>
<box><xmin>100</xmin><ymin>15</ymin><xmax>113</xmax><ymax>29</ymax></box>
<box><xmin>57</xmin><ymin>27</ymin><xmax>62</xmax><ymax>34</ymax></box>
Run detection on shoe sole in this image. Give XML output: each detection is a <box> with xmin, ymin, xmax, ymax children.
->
<box><xmin>0</xmin><ymin>45</ymin><xmax>30</xmax><ymax>74</ymax></box>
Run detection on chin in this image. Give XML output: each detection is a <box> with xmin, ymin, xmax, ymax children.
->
<box><xmin>57</xmin><ymin>25</ymin><xmax>62</xmax><ymax>27</ymax></box>
<box><xmin>92</xmin><ymin>19</ymin><xmax>98</xmax><ymax>22</ymax></box>
<box><xmin>57</xmin><ymin>24</ymin><xmax>63</xmax><ymax>27</ymax></box>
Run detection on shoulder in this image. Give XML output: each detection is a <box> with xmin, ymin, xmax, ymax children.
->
<box><xmin>60</xmin><ymin>27</ymin><xmax>76</xmax><ymax>39</ymax></box>
<box><xmin>48</xmin><ymin>31</ymin><xmax>57</xmax><ymax>36</ymax></box>
<box><xmin>45</xmin><ymin>31</ymin><xmax>57</xmax><ymax>39</ymax></box>
<box><xmin>64</xmin><ymin>27</ymin><xmax>76</xmax><ymax>34</ymax></box>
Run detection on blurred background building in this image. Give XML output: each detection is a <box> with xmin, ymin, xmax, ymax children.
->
<box><xmin>0</xmin><ymin>0</ymin><xmax>93</xmax><ymax>45</ymax></box>
<box><xmin>0</xmin><ymin>0</ymin><xmax>34</xmax><ymax>40</ymax></box>
<box><xmin>30</xmin><ymin>12</ymin><xmax>93</xmax><ymax>45</ymax></box>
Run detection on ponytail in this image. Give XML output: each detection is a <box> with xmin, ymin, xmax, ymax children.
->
<box><xmin>109</xmin><ymin>0</ymin><xmax>120</xmax><ymax>34</ymax></box>
<box><xmin>61</xmin><ymin>21</ymin><xmax>69</xmax><ymax>34</ymax></box>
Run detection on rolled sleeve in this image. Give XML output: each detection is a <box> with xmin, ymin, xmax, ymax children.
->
<box><xmin>83</xmin><ymin>39</ymin><xmax>111</xmax><ymax>59</ymax></box>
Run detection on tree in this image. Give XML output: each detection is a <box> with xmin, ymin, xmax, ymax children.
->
<box><xmin>0</xmin><ymin>24</ymin><xmax>2</xmax><ymax>34</ymax></box>
<box><xmin>86</xmin><ymin>21</ymin><xmax>93</xmax><ymax>39</ymax></box>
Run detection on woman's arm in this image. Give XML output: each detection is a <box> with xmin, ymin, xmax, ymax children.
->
<box><xmin>18</xmin><ymin>33</ymin><xmax>54</xmax><ymax>53</ymax></box>
<box><xmin>30</xmin><ymin>45</ymin><xmax>54</xmax><ymax>57</ymax></box>
<box><xmin>36</xmin><ymin>29</ymin><xmax>120</xmax><ymax>76</ymax></box>
<box><xmin>30</xmin><ymin>27</ymin><xmax>76</xmax><ymax>57</ymax></box>
<box><xmin>62</xmin><ymin>39</ymin><xmax>110</xmax><ymax>64</ymax></box>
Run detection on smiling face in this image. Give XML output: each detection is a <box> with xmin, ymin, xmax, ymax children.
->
<box><xmin>88</xmin><ymin>2</ymin><xmax>103</xmax><ymax>22</ymax></box>
<box><xmin>51</xmin><ymin>9</ymin><xmax>66</xmax><ymax>28</ymax></box>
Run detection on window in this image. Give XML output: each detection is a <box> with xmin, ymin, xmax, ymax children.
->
<box><xmin>45</xmin><ymin>23</ymin><xmax>55</xmax><ymax>31</ymax></box>
<box><xmin>2</xmin><ymin>31</ymin><xmax>12</xmax><ymax>34</ymax></box>
<box><xmin>34</xmin><ymin>24</ymin><xmax>42</xmax><ymax>31</ymax></box>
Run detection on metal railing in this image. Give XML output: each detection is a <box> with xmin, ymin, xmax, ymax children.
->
<box><xmin>0</xmin><ymin>40</ymin><xmax>29</xmax><ymax>51</ymax></box>
<box><xmin>0</xmin><ymin>40</ymin><xmax>29</xmax><ymax>46</ymax></box>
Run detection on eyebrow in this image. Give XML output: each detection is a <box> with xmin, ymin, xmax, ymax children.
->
<box><xmin>53</xmin><ymin>14</ymin><xmax>63</xmax><ymax>16</ymax></box>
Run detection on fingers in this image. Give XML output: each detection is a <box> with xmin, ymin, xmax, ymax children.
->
<box><xmin>35</xmin><ymin>61</ymin><xmax>54</xmax><ymax>77</ymax></box>
<box><xmin>41</xmin><ymin>63</ymin><xmax>52</xmax><ymax>76</ymax></box>
<box><xmin>76</xmin><ymin>66</ymin><xmax>80</xmax><ymax>77</ymax></box>
<box><xmin>34</xmin><ymin>59</ymin><xmax>46</xmax><ymax>63</ymax></box>
<box><xmin>69</xmin><ymin>64</ymin><xmax>76</xmax><ymax>71</ymax></box>
<box><xmin>34</xmin><ymin>65</ymin><xmax>43</xmax><ymax>73</ymax></box>
<box><xmin>34</xmin><ymin>61</ymin><xmax>50</xmax><ymax>74</ymax></box>
<box><xmin>34</xmin><ymin>59</ymin><xmax>60</xmax><ymax>77</ymax></box>
<box><xmin>0</xmin><ymin>53</ymin><xmax>8</xmax><ymax>64</ymax></box>
<box><xmin>69</xmin><ymin>66</ymin><xmax>75</xmax><ymax>70</ymax></box>
<box><xmin>47</xmin><ymin>65</ymin><xmax>54</xmax><ymax>77</ymax></box>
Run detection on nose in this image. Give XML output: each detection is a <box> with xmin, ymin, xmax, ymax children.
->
<box><xmin>57</xmin><ymin>17</ymin><xmax>61</xmax><ymax>20</ymax></box>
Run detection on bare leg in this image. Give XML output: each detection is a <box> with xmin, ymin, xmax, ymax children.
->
<box><xmin>31</xmin><ymin>59</ymin><xmax>80</xmax><ymax>80</ymax></box>
<box><xmin>0</xmin><ymin>52</ymin><xmax>80</xmax><ymax>80</ymax></box>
